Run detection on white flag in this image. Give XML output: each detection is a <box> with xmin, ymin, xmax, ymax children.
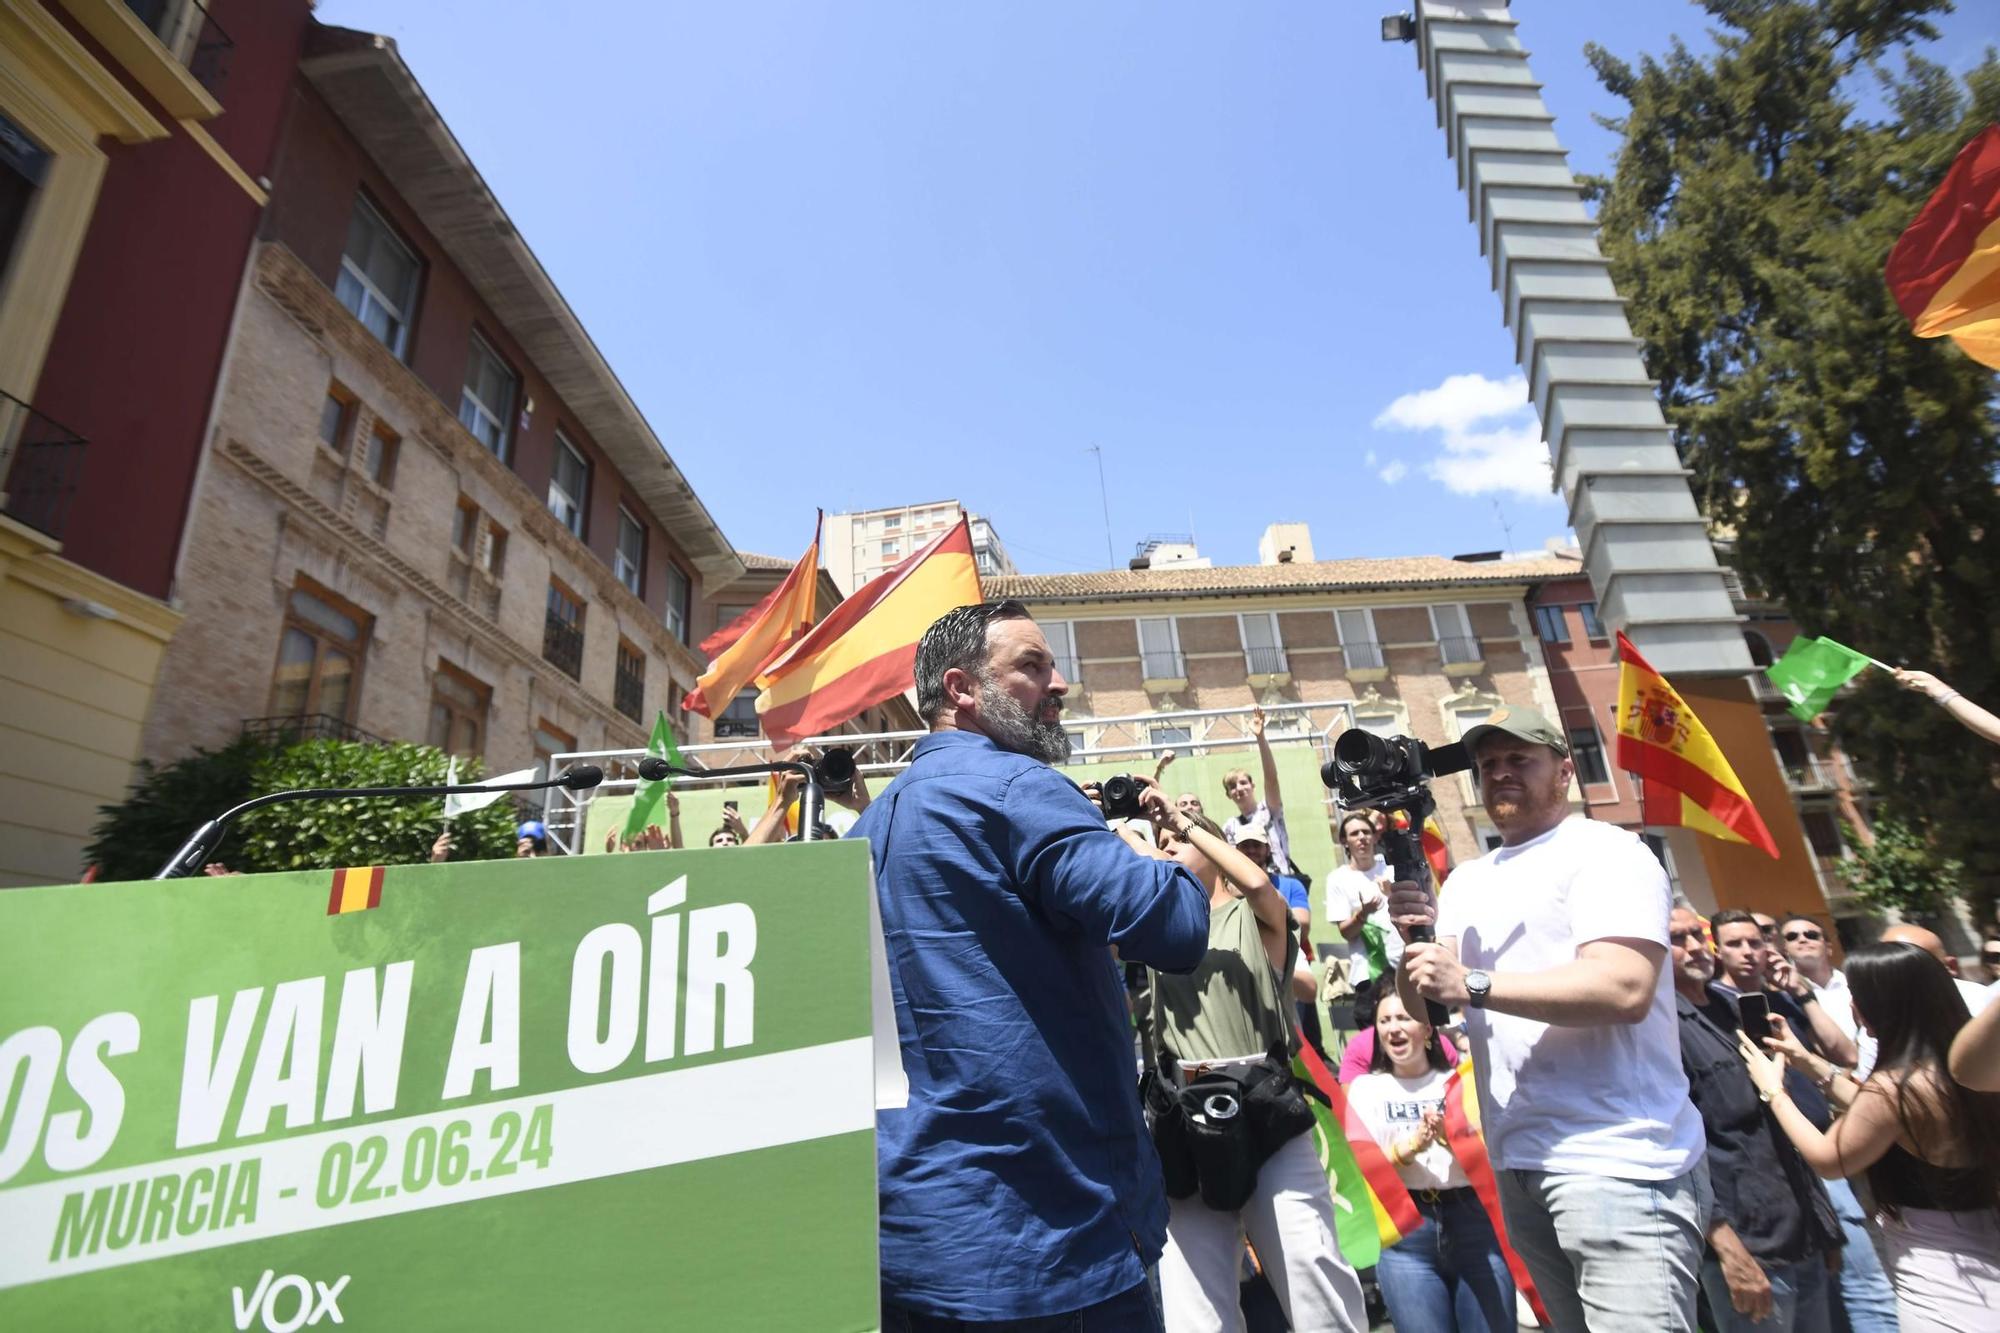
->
<box><xmin>443</xmin><ymin>766</ymin><xmax>538</xmax><ymax>820</ymax></box>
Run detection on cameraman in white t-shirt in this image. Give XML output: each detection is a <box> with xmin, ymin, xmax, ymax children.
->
<box><xmin>1388</xmin><ymin>706</ymin><xmax>1710</xmax><ymax>1332</ymax></box>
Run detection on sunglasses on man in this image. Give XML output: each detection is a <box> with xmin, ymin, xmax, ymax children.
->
<box><xmin>1782</xmin><ymin>927</ymin><xmax>1823</xmax><ymax>943</ymax></box>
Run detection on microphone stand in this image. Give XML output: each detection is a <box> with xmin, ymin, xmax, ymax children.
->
<box><xmin>152</xmin><ymin>766</ymin><xmax>606</xmax><ymax>880</ymax></box>
<box><xmin>635</xmin><ymin>758</ymin><xmax>827</xmax><ymax>843</ymax></box>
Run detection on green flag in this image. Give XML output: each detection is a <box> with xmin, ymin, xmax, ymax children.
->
<box><xmin>622</xmin><ymin>710</ymin><xmax>685</xmax><ymax>839</ymax></box>
<box><xmin>1766</xmin><ymin>636</ymin><xmax>1875</xmax><ymax>722</ymax></box>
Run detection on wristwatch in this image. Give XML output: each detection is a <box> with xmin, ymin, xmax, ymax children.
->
<box><xmin>1464</xmin><ymin>970</ymin><xmax>1493</xmax><ymax>1009</ymax></box>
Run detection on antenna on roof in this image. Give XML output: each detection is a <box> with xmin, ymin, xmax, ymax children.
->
<box><xmin>1089</xmin><ymin>445</ymin><xmax>1115</xmax><ymax>570</ymax></box>
<box><xmin>1492</xmin><ymin>499</ymin><xmax>1516</xmax><ymax>555</ymax></box>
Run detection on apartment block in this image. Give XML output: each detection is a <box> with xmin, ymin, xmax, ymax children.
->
<box><xmin>824</xmin><ymin>500</ymin><xmax>1015</xmax><ymax>594</ymax></box>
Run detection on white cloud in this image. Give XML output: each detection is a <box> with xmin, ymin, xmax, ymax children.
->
<box><xmin>1370</xmin><ymin>372</ymin><xmax>1556</xmax><ymax>500</ymax></box>
<box><xmin>1377</xmin><ymin>459</ymin><xmax>1409</xmax><ymax>484</ymax></box>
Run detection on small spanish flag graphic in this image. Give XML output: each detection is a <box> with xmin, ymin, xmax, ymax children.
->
<box><xmin>327</xmin><ymin>865</ymin><xmax>385</xmax><ymax>916</ymax></box>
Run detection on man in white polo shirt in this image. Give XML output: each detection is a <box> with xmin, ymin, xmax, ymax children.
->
<box><xmin>1390</xmin><ymin>706</ymin><xmax>1709</xmax><ymax>1331</ymax></box>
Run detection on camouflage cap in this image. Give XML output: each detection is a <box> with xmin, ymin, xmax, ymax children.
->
<box><xmin>1459</xmin><ymin>704</ymin><xmax>1569</xmax><ymax>758</ymax></box>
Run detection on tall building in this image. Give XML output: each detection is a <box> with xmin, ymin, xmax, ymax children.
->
<box><xmin>823</xmin><ymin>500</ymin><xmax>1015</xmax><ymax>594</ymax></box>
<box><xmin>1</xmin><ymin>0</ymin><xmax>307</xmax><ymax>886</ymax></box>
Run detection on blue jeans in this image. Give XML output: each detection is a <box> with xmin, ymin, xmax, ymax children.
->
<box><xmin>1823</xmin><ymin>1177</ymin><xmax>1899</xmax><ymax>1332</ymax></box>
<box><xmin>881</xmin><ymin>1280</ymin><xmax>1163</xmax><ymax>1332</ymax></box>
<box><xmin>1497</xmin><ymin>1160</ymin><xmax>1711</xmax><ymax>1332</ymax></box>
<box><xmin>1375</xmin><ymin>1187</ymin><xmax>1517</xmax><ymax>1333</ymax></box>
<box><xmin>1701</xmin><ymin>1253</ymin><xmax>1833</xmax><ymax>1332</ymax></box>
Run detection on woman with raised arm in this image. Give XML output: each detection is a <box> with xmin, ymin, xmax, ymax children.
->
<box><xmin>1741</xmin><ymin>941</ymin><xmax>2000</xmax><ymax>1326</ymax></box>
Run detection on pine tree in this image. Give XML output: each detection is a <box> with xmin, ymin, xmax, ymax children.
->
<box><xmin>1583</xmin><ymin>1</ymin><xmax>2000</xmax><ymax>921</ymax></box>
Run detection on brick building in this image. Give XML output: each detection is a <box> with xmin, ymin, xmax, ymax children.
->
<box><xmin>988</xmin><ymin>533</ymin><xmax>1577</xmax><ymax>867</ymax></box>
<box><xmin>824</xmin><ymin>500</ymin><xmax>1015</xmax><ymax>595</ymax></box>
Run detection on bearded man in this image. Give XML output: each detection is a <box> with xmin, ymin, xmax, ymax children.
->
<box><xmin>851</xmin><ymin>600</ymin><xmax>1209</xmax><ymax>1331</ymax></box>
<box><xmin>1389</xmin><ymin>706</ymin><xmax>1710</xmax><ymax>1332</ymax></box>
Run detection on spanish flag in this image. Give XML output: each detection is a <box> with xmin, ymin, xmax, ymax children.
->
<box><xmin>326</xmin><ymin>865</ymin><xmax>384</xmax><ymax>915</ymax></box>
<box><xmin>754</xmin><ymin>517</ymin><xmax>982</xmax><ymax>749</ymax></box>
<box><xmin>1614</xmin><ymin>632</ymin><xmax>1779</xmax><ymax>858</ymax></box>
<box><xmin>684</xmin><ymin>522</ymin><xmax>820</xmax><ymax>718</ymax></box>
<box><xmin>1886</xmin><ymin>124</ymin><xmax>2000</xmax><ymax>369</ymax></box>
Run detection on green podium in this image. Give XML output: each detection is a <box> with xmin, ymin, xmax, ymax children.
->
<box><xmin>0</xmin><ymin>842</ymin><xmax>881</xmax><ymax>1330</ymax></box>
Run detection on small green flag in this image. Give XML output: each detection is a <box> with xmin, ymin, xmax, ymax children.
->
<box><xmin>622</xmin><ymin>710</ymin><xmax>686</xmax><ymax>839</ymax></box>
<box><xmin>1765</xmin><ymin>636</ymin><xmax>1874</xmax><ymax>722</ymax></box>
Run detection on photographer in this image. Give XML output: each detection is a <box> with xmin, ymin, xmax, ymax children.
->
<box><xmin>1129</xmin><ymin>782</ymin><xmax>1365</xmax><ymax>1333</ymax></box>
<box><xmin>1388</xmin><ymin>706</ymin><xmax>1710</xmax><ymax>1332</ymax></box>
<box><xmin>850</xmin><ymin>601</ymin><xmax>1209</xmax><ymax>1331</ymax></box>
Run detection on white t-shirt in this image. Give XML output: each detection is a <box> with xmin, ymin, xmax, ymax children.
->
<box><xmin>1347</xmin><ymin>1066</ymin><xmax>1467</xmax><ymax>1191</ymax></box>
<box><xmin>1328</xmin><ymin>860</ymin><xmax>1397</xmax><ymax>973</ymax></box>
<box><xmin>1436</xmin><ymin>815</ymin><xmax>1704</xmax><ymax>1180</ymax></box>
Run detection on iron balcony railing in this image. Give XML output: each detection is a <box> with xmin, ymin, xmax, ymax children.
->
<box><xmin>123</xmin><ymin>0</ymin><xmax>234</xmax><ymax>96</ymax></box>
<box><xmin>542</xmin><ymin>610</ymin><xmax>584</xmax><ymax>680</ymax></box>
<box><xmin>1245</xmin><ymin>645</ymin><xmax>1289</xmax><ymax>676</ymax></box>
<box><xmin>714</xmin><ymin>713</ymin><xmax>761</xmax><ymax>740</ymax></box>
<box><xmin>1141</xmin><ymin>650</ymin><xmax>1187</xmax><ymax>681</ymax></box>
<box><xmin>241</xmin><ymin>714</ymin><xmax>385</xmax><ymax>746</ymax></box>
<box><xmin>1440</xmin><ymin>635</ymin><xmax>1483</xmax><ymax>667</ymax></box>
<box><xmin>1053</xmin><ymin>654</ymin><xmax>1082</xmax><ymax>686</ymax></box>
<box><xmin>613</xmin><ymin>659</ymin><xmax>644</xmax><ymax>723</ymax></box>
<box><xmin>0</xmin><ymin>390</ymin><xmax>87</xmax><ymax>541</ymax></box>
<box><xmin>1344</xmin><ymin>640</ymin><xmax>1385</xmax><ymax>671</ymax></box>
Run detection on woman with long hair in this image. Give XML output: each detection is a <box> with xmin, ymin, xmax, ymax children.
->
<box><xmin>1742</xmin><ymin>940</ymin><xmax>2000</xmax><ymax>1328</ymax></box>
<box><xmin>1348</xmin><ymin>979</ymin><xmax>1517</xmax><ymax>1332</ymax></box>
<box><xmin>1131</xmin><ymin>785</ymin><xmax>1366</xmax><ymax>1333</ymax></box>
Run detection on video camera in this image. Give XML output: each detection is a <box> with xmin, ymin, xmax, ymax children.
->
<box><xmin>1321</xmin><ymin>729</ymin><xmax>1471</xmax><ymax>1025</ymax></box>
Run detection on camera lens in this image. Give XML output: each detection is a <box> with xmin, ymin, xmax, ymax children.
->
<box><xmin>816</xmin><ymin>746</ymin><xmax>857</xmax><ymax>796</ymax></box>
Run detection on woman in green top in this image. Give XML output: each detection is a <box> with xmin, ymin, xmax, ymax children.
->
<box><xmin>1133</xmin><ymin>785</ymin><xmax>1367</xmax><ymax>1333</ymax></box>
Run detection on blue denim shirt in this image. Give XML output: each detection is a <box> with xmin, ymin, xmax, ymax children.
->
<box><xmin>851</xmin><ymin>730</ymin><xmax>1210</xmax><ymax>1318</ymax></box>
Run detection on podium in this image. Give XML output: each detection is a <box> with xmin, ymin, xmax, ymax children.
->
<box><xmin>0</xmin><ymin>842</ymin><xmax>881</xmax><ymax>1330</ymax></box>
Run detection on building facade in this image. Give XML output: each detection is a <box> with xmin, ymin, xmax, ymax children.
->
<box><xmin>139</xmin><ymin>20</ymin><xmax>750</xmax><ymax>783</ymax></box>
<box><xmin>1</xmin><ymin>0</ymin><xmax>306</xmax><ymax>886</ymax></box>
<box><xmin>824</xmin><ymin>500</ymin><xmax>1016</xmax><ymax>594</ymax></box>
<box><xmin>989</xmin><ymin>541</ymin><xmax>1579</xmax><ymax>870</ymax></box>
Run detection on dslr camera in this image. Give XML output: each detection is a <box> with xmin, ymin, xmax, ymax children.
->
<box><xmin>1096</xmin><ymin>773</ymin><xmax>1147</xmax><ymax>821</ymax></box>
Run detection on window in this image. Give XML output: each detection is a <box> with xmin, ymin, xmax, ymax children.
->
<box><xmin>614</xmin><ymin>641</ymin><xmax>645</xmax><ymax>723</ymax></box>
<box><xmin>1240</xmin><ymin>612</ymin><xmax>1287</xmax><ymax>675</ymax></box>
<box><xmin>1451</xmin><ymin>706</ymin><xmax>1492</xmax><ymax>742</ymax></box>
<box><xmin>318</xmin><ymin>387</ymin><xmax>352</xmax><ymax>453</ymax></box>
<box><xmin>884</xmin><ymin>513</ymin><xmax>902</xmax><ymax>529</ymax></box>
<box><xmin>268</xmin><ymin>581</ymin><xmax>370</xmax><ymax>722</ymax></box>
<box><xmin>1064</xmin><ymin>728</ymin><xmax>1087</xmax><ymax>756</ymax></box>
<box><xmin>1355</xmin><ymin>713</ymin><xmax>1401</xmax><ymax>739</ymax></box>
<box><xmin>543</xmin><ymin>579</ymin><xmax>585</xmax><ymax>679</ymax></box>
<box><xmin>1138</xmin><ymin>617</ymin><xmax>1183</xmax><ymax>680</ymax></box>
<box><xmin>452</xmin><ymin>497</ymin><xmax>480</xmax><ymax>556</ymax></box>
<box><xmin>663</xmin><ymin>564</ymin><xmax>691</xmax><ymax>644</ymax></box>
<box><xmin>1336</xmin><ymin>608</ymin><xmax>1383</xmax><ymax>671</ymax></box>
<box><xmin>458</xmin><ymin>333</ymin><xmax>517</xmax><ymax>458</ymax></box>
<box><xmin>1569</xmin><ymin>724</ymin><xmax>1611</xmax><ymax>786</ymax></box>
<box><xmin>1533</xmin><ymin>605</ymin><xmax>1570</xmax><ymax>644</ymax></box>
<box><xmin>533</xmin><ymin>719</ymin><xmax>577</xmax><ymax>780</ymax></box>
<box><xmin>364</xmin><ymin>424</ymin><xmax>398</xmax><ymax>488</ymax></box>
<box><xmin>882</xmin><ymin>540</ymin><xmax>900</xmax><ymax>559</ymax></box>
<box><xmin>1041</xmin><ymin>619</ymin><xmax>1080</xmax><ymax>685</ymax></box>
<box><xmin>1578</xmin><ymin>601</ymin><xmax>1606</xmax><ymax>640</ymax></box>
<box><xmin>482</xmin><ymin>524</ymin><xmax>508</xmax><ymax>577</ymax></box>
<box><xmin>336</xmin><ymin>195</ymin><xmax>420</xmax><ymax>357</ymax></box>
<box><xmin>548</xmin><ymin>432</ymin><xmax>588</xmax><ymax>537</ymax></box>
<box><xmin>717</xmin><ymin>688</ymin><xmax>760</xmax><ymax>739</ymax></box>
<box><xmin>615</xmin><ymin>507</ymin><xmax>645</xmax><ymax>596</ymax></box>
<box><xmin>1800</xmin><ymin>810</ymin><xmax>1844</xmax><ymax>858</ymax></box>
<box><xmin>427</xmin><ymin>660</ymin><xmax>489</xmax><ymax>756</ymax></box>
<box><xmin>1432</xmin><ymin>603</ymin><xmax>1480</xmax><ymax>666</ymax></box>
<box><xmin>0</xmin><ymin>111</ymin><xmax>52</xmax><ymax>292</ymax></box>
<box><xmin>1150</xmin><ymin>724</ymin><xmax>1191</xmax><ymax>751</ymax></box>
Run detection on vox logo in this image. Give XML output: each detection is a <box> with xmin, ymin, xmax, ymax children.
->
<box><xmin>230</xmin><ymin>1270</ymin><xmax>349</xmax><ymax>1331</ymax></box>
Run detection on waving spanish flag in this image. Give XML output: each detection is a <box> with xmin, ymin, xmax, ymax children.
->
<box><xmin>755</xmin><ymin>518</ymin><xmax>982</xmax><ymax>749</ymax></box>
<box><xmin>1886</xmin><ymin>124</ymin><xmax>2000</xmax><ymax>369</ymax></box>
<box><xmin>683</xmin><ymin>523</ymin><xmax>819</xmax><ymax>718</ymax></box>
<box><xmin>1615</xmin><ymin>632</ymin><xmax>1779</xmax><ymax>858</ymax></box>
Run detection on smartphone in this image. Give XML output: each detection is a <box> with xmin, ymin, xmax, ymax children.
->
<box><xmin>723</xmin><ymin>800</ymin><xmax>739</xmax><ymax>814</ymax></box>
<box><xmin>1735</xmin><ymin>992</ymin><xmax>1771</xmax><ymax>1037</ymax></box>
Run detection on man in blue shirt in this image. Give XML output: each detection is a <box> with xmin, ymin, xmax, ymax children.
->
<box><xmin>851</xmin><ymin>600</ymin><xmax>1210</xmax><ymax>1330</ymax></box>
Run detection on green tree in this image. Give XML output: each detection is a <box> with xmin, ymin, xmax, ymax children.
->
<box><xmin>1837</xmin><ymin>817</ymin><xmax>1967</xmax><ymax>919</ymax></box>
<box><xmin>89</xmin><ymin>738</ymin><xmax>521</xmax><ymax>879</ymax></box>
<box><xmin>1583</xmin><ymin>0</ymin><xmax>2000</xmax><ymax>918</ymax></box>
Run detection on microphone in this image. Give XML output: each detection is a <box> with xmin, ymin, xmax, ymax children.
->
<box><xmin>636</xmin><ymin>756</ymin><xmax>672</xmax><ymax>782</ymax></box>
<box><xmin>623</xmin><ymin>757</ymin><xmax>826</xmax><ymax>844</ymax></box>
<box><xmin>154</xmin><ymin>765</ymin><xmax>605</xmax><ymax>879</ymax></box>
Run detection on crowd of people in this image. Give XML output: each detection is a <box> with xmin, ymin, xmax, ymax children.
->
<box><xmin>848</xmin><ymin>600</ymin><xmax>1999</xmax><ymax>1333</ymax></box>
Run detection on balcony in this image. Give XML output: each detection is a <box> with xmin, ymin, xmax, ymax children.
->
<box><xmin>0</xmin><ymin>392</ymin><xmax>87</xmax><ymax>542</ymax></box>
<box><xmin>241</xmin><ymin>714</ymin><xmax>384</xmax><ymax>746</ymax></box>
<box><xmin>1781</xmin><ymin>756</ymin><xmax>1835</xmax><ymax>792</ymax></box>
<box><xmin>1245</xmin><ymin>644</ymin><xmax>1291</xmax><ymax>688</ymax></box>
<box><xmin>123</xmin><ymin>0</ymin><xmax>233</xmax><ymax>96</ymax></box>
<box><xmin>1343</xmin><ymin>639</ymin><xmax>1388</xmax><ymax>683</ymax></box>
<box><xmin>542</xmin><ymin>611</ymin><xmax>584</xmax><ymax>680</ymax></box>
<box><xmin>1141</xmin><ymin>650</ymin><xmax>1187</xmax><ymax>694</ymax></box>
<box><xmin>613</xmin><ymin>661</ymin><xmax>644</xmax><ymax>724</ymax></box>
<box><xmin>715</xmin><ymin>714</ymin><xmax>761</xmax><ymax>740</ymax></box>
<box><xmin>1053</xmin><ymin>654</ymin><xmax>1082</xmax><ymax>689</ymax></box>
<box><xmin>1440</xmin><ymin>635</ymin><xmax>1486</xmax><ymax>677</ymax></box>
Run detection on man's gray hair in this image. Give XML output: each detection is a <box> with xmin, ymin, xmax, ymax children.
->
<box><xmin>915</xmin><ymin>600</ymin><xmax>1034</xmax><ymax>724</ymax></box>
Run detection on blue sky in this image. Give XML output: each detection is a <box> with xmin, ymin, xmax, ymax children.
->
<box><xmin>320</xmin><ymin>1</ymin><xmax>1995</xmax><ymax>573</ymax></box>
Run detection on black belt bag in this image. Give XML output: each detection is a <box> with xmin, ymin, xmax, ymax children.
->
<box><xmin>1144</xmin><ymin>1045</ymin><xmax>1315</xmax><ymax>1212</ymax></box>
